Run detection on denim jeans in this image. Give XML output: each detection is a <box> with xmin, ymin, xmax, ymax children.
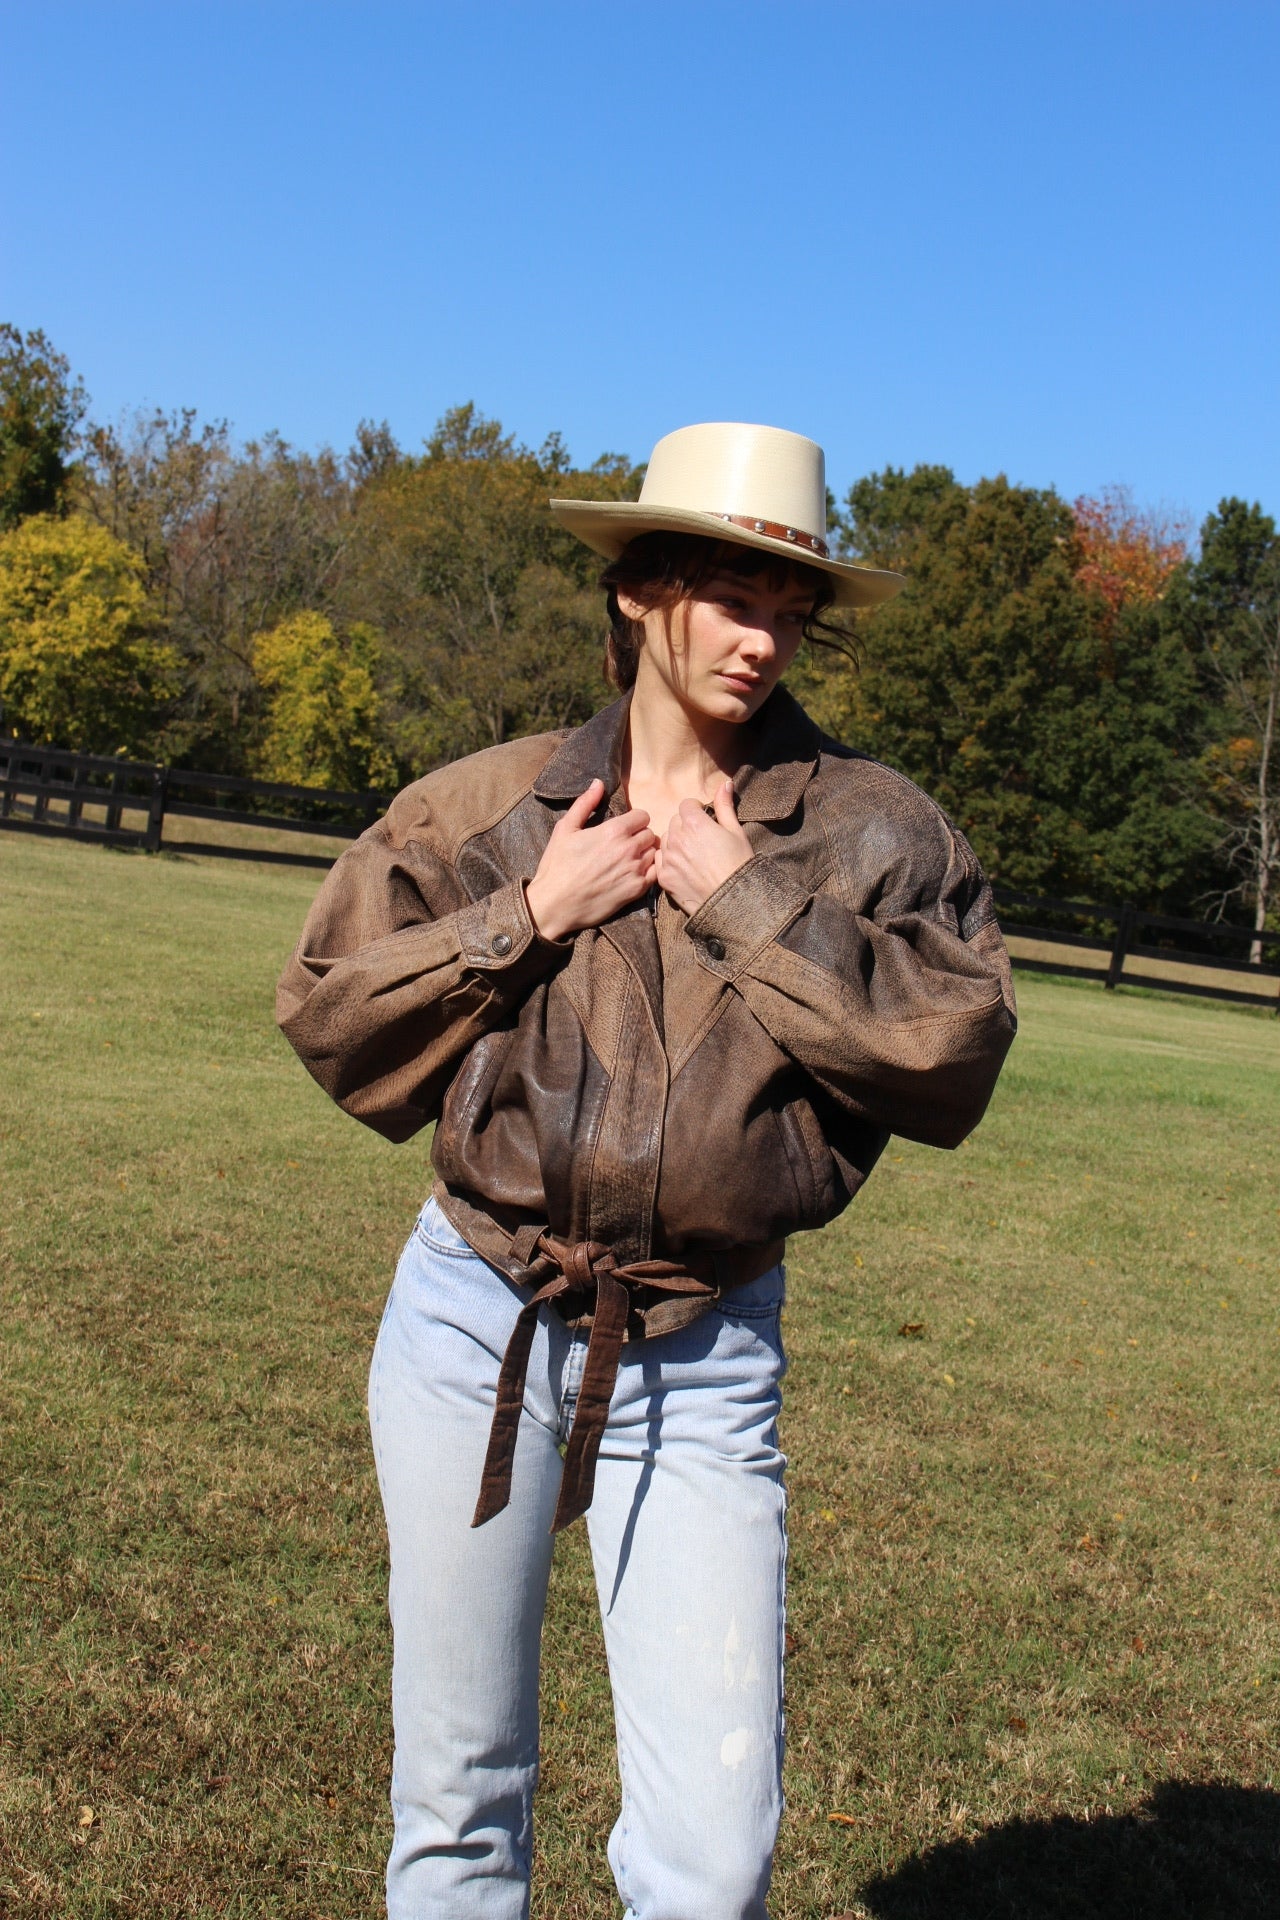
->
<box><xmin>368</xmin><ymin>1194</ymin><xmax>788</xmax><ymax>1920</ymax></box>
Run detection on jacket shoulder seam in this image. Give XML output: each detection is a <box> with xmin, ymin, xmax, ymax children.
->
<box><xmin>806</xmin><ymin>783</ymin><xmax>853</xmax><ymax>911</ymax></box>
<box><xmin>443</xmin><ymin>732</ymin><xmax>569</xmax><ymax>863</ymax></box>
<box><xmin>818</xmin><ymin>743</ymin><xmax>958</xmax><ymax>830</ymax></box>
<box><xmin>378</xmin><ymin>733</ymin><xmax>566</xmax><ymax>869</ymax></box>
<box><xmin>812</xmin><ymin>749</ymin><xmax>959</xmax><ymax>871</ymax></box>
<box><xmin>443</xmin><ymin>782</ymin><xmax>539</xmax><ymax>866</ymax></box>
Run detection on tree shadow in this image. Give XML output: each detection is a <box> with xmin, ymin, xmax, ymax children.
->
<box><xmin>858</xmin><ymin>1781</ymin><xmax>1280</xmax><ymax>1920</ymax></box>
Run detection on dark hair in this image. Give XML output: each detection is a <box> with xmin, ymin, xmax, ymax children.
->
<box><xmin>599</xmin><ymin>531</ymin><xmax>855</xmax><ymax>691</ymax></box>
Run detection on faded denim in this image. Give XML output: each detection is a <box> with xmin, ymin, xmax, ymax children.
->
<box><xmin>368</xmin><ymin>1196</ymin><xmax>788</xmax><ymax>1920</ymax></box>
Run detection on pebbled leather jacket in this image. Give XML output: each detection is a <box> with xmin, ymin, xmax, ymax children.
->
<box><xmin>278</xmin><ymin>684</ymin><xmax>1016</xmax><ymax>1298</ymax></box>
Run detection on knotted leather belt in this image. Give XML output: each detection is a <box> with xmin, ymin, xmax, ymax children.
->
<box><xmin>472</xmin><ymin>1234</ymin><xmax>723</xmax><ymax>1534</ymax></box>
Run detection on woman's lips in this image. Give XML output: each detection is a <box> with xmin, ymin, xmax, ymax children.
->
<box><xmin>718</xmin><ymin>671</ymin><xmax>763</xmax><ymax>693</ymax></box>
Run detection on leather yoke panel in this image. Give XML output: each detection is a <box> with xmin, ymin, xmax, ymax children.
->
<box><xmin>455</xmin><ymin>791</ymin><xmax>557</xmax><ymax>901</ymax></box>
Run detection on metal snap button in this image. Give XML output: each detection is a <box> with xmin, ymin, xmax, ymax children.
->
<box><xmin>491</xmin><ymin>932</ymin><xmax>513</xmax><ymax>956</ymax></box>
<box><xmin>704</xmin><ymin>936</ymin><xmax>726</xmax><ymax>962</ymax></box>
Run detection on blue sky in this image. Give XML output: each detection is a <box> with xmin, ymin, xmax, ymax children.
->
<box><xmin>2</xmin><ymin>1</ymin><xmax>1277</xmax><ymax>529</ymax></box>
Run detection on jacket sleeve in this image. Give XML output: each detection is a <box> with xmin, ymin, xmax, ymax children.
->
<box><xmin>681</xmin><ymin>814</ymin><xmax>1016</xmax><ymax>1149</ymax></box>
<box><xmin>276</xmin><ymin>805</ymin><xmax>567</xmax><ymax>1143</ymax></box>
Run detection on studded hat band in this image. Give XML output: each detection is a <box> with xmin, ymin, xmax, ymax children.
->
<box><xmin>713</xmin><ymin>513</ymin><xmax>829</xmax><ymax>558</ymax></box>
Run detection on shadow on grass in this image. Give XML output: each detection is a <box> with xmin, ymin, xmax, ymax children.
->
<box><xmin>859</xmin><ymin>1782</ymin><xmax>1280</xmax><ymax>1920</ymax></box>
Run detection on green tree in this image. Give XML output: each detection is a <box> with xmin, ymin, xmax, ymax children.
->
<box><xmin>0</xmin><ymin>513</ymin><xmax>179</xmax><ymax>753</ymax></box>
<box><xmin>343</xmin><ymin>404</ymin><xmax>641</xmax><ymax>772</ymax></box>
<box><xmin>253</xmin><ymin>610</ymin><xmax>396</xmax><ymax>790</ymax></box>
<box><xmin>818</xmin><ymin>467</ymin><xmax>1212</xmax><ymax>905</ymax></box>
<box><xmin>0</xmin><ymin>325</ymin><xmax>87</xmax><ymax>529</ymax></box>
<box><xmin>1162</xmin><ymin>499</ymin><xmax>1280</xmax><ymax>953</ymax></box>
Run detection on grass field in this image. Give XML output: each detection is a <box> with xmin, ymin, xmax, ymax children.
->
<box><xmin>2</xmin><ymin>830</ymin><xmax>1278</xmax><ymax>1919</ymax></box>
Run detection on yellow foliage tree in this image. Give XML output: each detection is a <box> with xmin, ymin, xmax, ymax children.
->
<box><xmin>0</xmin><ymin>513</ymin><xmax>179</xmax><ymax>753</ymax></box>
<box><xmin>253</xmin><ymin>611</ymin><xmax>396</xmax><ymax>790</ymax></box>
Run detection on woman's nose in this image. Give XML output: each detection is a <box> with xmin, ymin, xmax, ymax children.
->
<box><xmin>739</xmin><ymin>623</ymin><xmax>778</xmax><ymax>662</ymax></box>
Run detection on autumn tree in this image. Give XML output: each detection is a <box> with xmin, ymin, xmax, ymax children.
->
<box><xmin>82</xmin><ymin>412</ymin><xmax>354</xmax><ymax>768</ymax></box>
<box><xmin>0</xmin><ymin>514</ymin><xmax>179</xmax><ymax>753</ymax></box>
<box><xmin>1072</xmin><ymin>487</ymin><xmax>1190</xmax><ymax>622</ymax></box>
<box><xmin>74</xmin><ymin>398</ymin><xmax>641</xmax><ymax>776</ymax></box>
<box><xmin>253</xmin><ymin>610</ymin><xmax>395</xmax><ymax>790</ymax></box>
<box><xmin>0</xmin><ymin>325</ymin><xmax>87</xmax><ymax>530</ymax></box>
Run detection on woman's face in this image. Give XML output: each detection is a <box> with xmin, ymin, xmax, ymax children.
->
<box><xmin>622</xmin><ymin>570</ymin><xmax>814</xmax><ymax>725</ymax></box>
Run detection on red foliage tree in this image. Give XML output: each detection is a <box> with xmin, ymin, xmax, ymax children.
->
<box><xmin>1073</xmin><ymin>486</ymin><xmax>1190</xmax><ymax>623</ymax></box>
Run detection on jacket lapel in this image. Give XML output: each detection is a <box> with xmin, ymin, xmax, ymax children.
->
<box><xmin>533</xmin><ymin>693</ymin><xmax>631</xmax><ymax>804</ymax></box>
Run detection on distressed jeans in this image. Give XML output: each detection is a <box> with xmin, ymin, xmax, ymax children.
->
<box><xmin>368</xmin><ymin>1195</ymin><xmax>788</xmax><ymax>1920</ymax></box>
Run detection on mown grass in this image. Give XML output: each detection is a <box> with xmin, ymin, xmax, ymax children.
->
<box><xmin>2</xmin><ymin>830</ymin><xmax>1278</xmax><ymax>1918</ymax></box>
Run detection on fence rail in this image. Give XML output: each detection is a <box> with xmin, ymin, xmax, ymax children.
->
<box><xmin>3</xmin><ymin>737</ymin><xmax>1277</xmax><ymax>1009</ymax></box>
<box><xmin>0</xmin><ymin>739</ymin><xmax>389</xmax><ymax>866</ymax></box>
<box><xmin>993</xmin><ymin>893</ymin><xmax>1280</xmax><ymax>1009</ymax></box>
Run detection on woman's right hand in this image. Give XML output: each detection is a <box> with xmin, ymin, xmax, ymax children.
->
<box><xmin>526</xmin><ymin>779</ymin><xmax>658</xmax><ymax>942</ymax></box>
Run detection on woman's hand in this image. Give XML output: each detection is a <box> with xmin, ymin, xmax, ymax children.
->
<box><xmin>526</xmin><ymin>779</ymin><xmax>659</xmax><ymax>942</ymax></box>
<box><xmin>656</xmin><ymin>780</ymin><xmax>753</xmax><ymax>917</ymax></box>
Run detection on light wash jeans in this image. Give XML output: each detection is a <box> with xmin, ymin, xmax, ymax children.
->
<box><xmin>368</xmin><ymin>1194</ymin><xmax>788</xmax><ymax>1920</ymax></box>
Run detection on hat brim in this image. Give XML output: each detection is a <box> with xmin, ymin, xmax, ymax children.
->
<box><xmin>549</xmin><ymin>499</ymin><xmax>904</xmax><ymax>609</ymax></box>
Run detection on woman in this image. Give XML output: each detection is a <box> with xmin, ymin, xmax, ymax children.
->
<box><xmin>277</xmin><ymin>422</ymin><xmax>1016</xmax><ymax>1919</ymax></box>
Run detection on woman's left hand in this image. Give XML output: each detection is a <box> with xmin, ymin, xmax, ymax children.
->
<box><xmin>656</xmin><ymin>780</ymin><xmax>754</xmax><ymax>917</ymax></box>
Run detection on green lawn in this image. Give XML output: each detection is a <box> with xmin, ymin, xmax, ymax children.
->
<box><xmin>2</xmin><ymin>830</ymin><xmax>1278</xmax><ymax>1919</ymax></box>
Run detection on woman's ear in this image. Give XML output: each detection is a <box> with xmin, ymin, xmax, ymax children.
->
<box><xmin>614</xmin><ymin>588</ymin><xmax>649</xmax><ymax>623</ymax></box>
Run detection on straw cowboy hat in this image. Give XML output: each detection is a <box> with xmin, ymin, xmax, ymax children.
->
<box><xmin>550</xmin><ymin>421</ymin><xmax>905</xmax><ymax>609</ymax></box>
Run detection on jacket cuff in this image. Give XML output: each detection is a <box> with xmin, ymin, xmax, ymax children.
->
<box><xmin>456</xmin><ymin>879</ymin><xmax>566</xmax><ymax>978</ymax></box>
<box><xmin>684</xmin><ymin>857</ymin><xmax>811</xmax><ymax>979</ymax></box>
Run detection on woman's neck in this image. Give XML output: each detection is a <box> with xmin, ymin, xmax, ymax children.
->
<box><xmin>623</xmin><ymin>666</ymin><xmax>744</xmax><ymax>805</ymax></box>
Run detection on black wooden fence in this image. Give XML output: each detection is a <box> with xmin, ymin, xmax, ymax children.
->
<box><xmin>993</xmin><ymin>888</ymin><xmax>1280</xmax><ymax>1011</ymax></box>
<box><xmin>0</xmin><ymin>738</ymin><xmax>387</xmax><ymax>869</ymax></box>
<box><xmin>3</xmin><ymin>737</ymin><xmax>1278</xmax><ymax>1008</ymax></box>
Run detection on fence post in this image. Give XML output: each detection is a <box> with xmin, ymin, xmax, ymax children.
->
<box><xmin>104</xmin><ymin>766</ymin><xmax>126</xmax><ymax>833</ymax></box>
<box><xmin>362</xmin><ymin>788</ymin><xmax>381</xmax><ymax>832</ymax></box>
<box><xmin>144</xmin><ymin>766</ymin><xmax>169</xmax><ymax>853</ymax></box>
<box><xmin>1105</xmin><ymin>904</ymin><xmax>1135</xmax><ymax>990</ymax></box>
<box><xmin>33</xmin><ymin>751</ymin><xmax>51</xmax><ymax>824</ymax></box>
<box><xmin>69</xmin><ymin>756</ymin><xmax>89</xmax><ymax>828</ymax></box>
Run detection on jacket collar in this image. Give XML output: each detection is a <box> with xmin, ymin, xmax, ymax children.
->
<box><xmin>532</xmin><ymin>685</ymin><xmax>823</xmax><ymax>824</ymax></box>
<box><xmin>534</xmin><ymin>694</ymin><xmax>631</xmax><ymax>804</ymax></box>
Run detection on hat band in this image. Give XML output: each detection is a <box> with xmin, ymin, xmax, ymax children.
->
<box><xmin>712</xmin><ymin>513</ymin><xmax>829</xmax><ymax>558</ymax></box>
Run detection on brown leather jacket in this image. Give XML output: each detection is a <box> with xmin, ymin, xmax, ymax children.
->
<box><xmin>277</xmin><ymin>688</ymin><xmax>1015</xmax><ymax>1524</ymax></box>
<box><xmin>279</xmin><ymin>682</ymin><xmax>1017</xmax><ymax>1274</ymax></box>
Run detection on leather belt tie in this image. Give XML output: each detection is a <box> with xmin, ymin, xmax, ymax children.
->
<box><xmin>471</xmin><ymin>1235</ymin><xmax>718</xmax><ymax>1534</ymax></box>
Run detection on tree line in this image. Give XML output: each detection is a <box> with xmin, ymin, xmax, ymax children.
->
<box><xmin>1</xmin><ymin>323</ymin><xmax>1276</xmax><ymax>939</ymax></box>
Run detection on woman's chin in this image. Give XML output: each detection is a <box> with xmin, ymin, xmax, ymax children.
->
<box><xmin>685</xmin><ymin>680</ymin><xmax>771</xmax><ymax>724</ymax></box>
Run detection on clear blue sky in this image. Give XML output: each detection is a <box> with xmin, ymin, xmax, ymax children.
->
<box><xmin>3</xmin><ymin>1</ymin><xmax>1276</xmax><ymax>530</ymax></box>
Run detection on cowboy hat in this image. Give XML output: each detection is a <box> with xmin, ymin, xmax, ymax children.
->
<box><xmin>550</xmin><ymin>421</ymin><xmax>904</xmax><ymax>609</ymax></box>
